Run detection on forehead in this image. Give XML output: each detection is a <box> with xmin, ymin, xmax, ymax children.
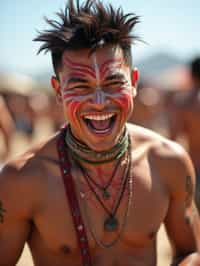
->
<box><xmin>61</xmin><ymin>45</ymin><xmax>126</xmax><ymax>69</ymax></box>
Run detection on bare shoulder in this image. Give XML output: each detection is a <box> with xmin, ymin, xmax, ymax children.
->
<box><xmin>127</xmin><ymin>123</ymin><xmax>195</xmax><ymax>195</ymax></box>
<box><xmin>0</xmin><ymin>133</ymin><xmax>59</xmax><ymax>218</ymax></box>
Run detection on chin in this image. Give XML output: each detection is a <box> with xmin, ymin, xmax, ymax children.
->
<box><xmin>84</xmin><ymin>127</ymin><xmax>124</xmax><ymax>152</ymax></box>
<box><xmin>70</xmin><ymin>112</ymin><xmax>126</xmax><ymax>151</ymax></box>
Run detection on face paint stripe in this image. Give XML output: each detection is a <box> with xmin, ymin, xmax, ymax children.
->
<box><xmin>63</xmin><ymin>93</ymin><xmax>83</xmax><ymax>102</ymax></box>
<box><xmin>101</xmin><ymin>63</ymin><xmax>122</xmax><ymax>79</ymax></box>
<box><xmin>68</xmin><ymin>72</ymin><xmax>87</xmax><ymax>78</ymax></box>
<box><xmin>63</xmin><ymin>56</ymin><xmax>96</xmax><ymax>79</ymax></box>
<box><xmin>63</xmin><ymin>93</ymin><xmax>92</xmax><ymax>103</ymax></box>
<box><xmin>62</xmin><ymin>70</ymin><xmax>96</xmax><ymax>86</ymax></box>
<box><xmin>64</xmin><ymin>56</ymin><xmax>95</xmax><ymax>72</ymax></box>
<box><xmin>92</xmin><ymin>55</ymin><xmax>123</xmax><ymax>86</ymax></box>
<box><xmin>61</xmin><ymin>72</ymin><xmax>87</xmax><ymax>85</ymax></box>
<box><xmin>70</xmin><ymin>101</ymin><xmax>82</xmax><ymax>123</ymax></box>
<box><xmin>63</xmin><ymin>92</ymin><xmax>77</xmax><ymax>98</ymax></box>
<box><xmin>100</xmin><ymin>59</ymin><xmax>121</xmax><ymax>73</ymax></box>
<box><xmin>113</xmin><ymin>94</ymin><xmax>132</xmax><ymax>111</ymax></box>
<box><xmin>71</xmin><ymin>69</ymin><xmax>96</xmax><ymax>79</ymax></box>
<box><xmin>67</xmin><ymin>67</ymin><xmax>96</xmax><ymax>79</ymax></box>
<box><xmin>94</xmin><ymin>89</ymin><xmax>104</xmax><ymax>104</ymax></box>
<box><xmin>100</xmin><ymin>59</ymin><xmax>122</xmax><ymax>78</ymax></box>
<box><xmin>63</xmin><ymin>84</ymin><xmax>130</xmax><ymax>100</ymax></box>
<box><xmin>93</xmin><ymin>54</ymin><xmax>100</xmax><ymax>86</ymax></box>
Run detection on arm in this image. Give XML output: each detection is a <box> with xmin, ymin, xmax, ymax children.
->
<box><xmin>0</xmin><ymin>97</ymin><xmax>15</xmax><ymax>158</ymax></box>
<box><xmin>163</xmin><ymin>144</ymin><xmax>200</xmax><ymax>265</ymax></box>
<box><xmin>0</xmin><ymin>165</ymin><xmax>32</xmax><ymax>266</ymax></box>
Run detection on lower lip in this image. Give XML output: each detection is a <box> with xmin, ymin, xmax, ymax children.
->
<box><xmin>84</xmin><ymin>116</ymin><xmax>117</xmax><ymax>136</ymax></box>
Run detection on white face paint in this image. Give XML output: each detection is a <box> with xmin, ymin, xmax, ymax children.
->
<box><xmin>92</xmin><ymin>53</ymin><xmax>106</xmax><ymax>104</ymax></box>
<box><xmin>92</xmin><ymin>53</ymin><xmax>101</xmax><ymax>89</ymax></box>
<box><xmin>61</xmin><ymin>52</ymin><xmax>133</xmax><ymax>105</ymax></box>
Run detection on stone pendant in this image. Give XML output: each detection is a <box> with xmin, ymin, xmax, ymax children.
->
<box><xmin>104</xmin><ymin>215</ymin><xmax>118</xmax><ymax>232</ymax></box>
<box><xmin>102</xmin><ymin>189</ymin><xmax>110</xmax><ymax>200</ymax></box>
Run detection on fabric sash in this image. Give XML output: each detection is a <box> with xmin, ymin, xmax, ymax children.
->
<box><xmin>57</xmin><ymin>127</ymin><xmax>92</xmax><ymax>266</ymax></box>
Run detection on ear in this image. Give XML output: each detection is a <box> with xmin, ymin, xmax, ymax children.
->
<box><xmin>51</xmin><ymin>76</ymin><xmax>62</xmax><ymax>103</ymax></box>
<box><xmin>131</xmin><ymin>68</ymin><xmax>139</xmax><ymax>97</ymax></box>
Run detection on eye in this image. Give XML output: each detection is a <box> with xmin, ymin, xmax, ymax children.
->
<box><xmin>72</xmin><ymin>85</ymin><xmax>91</xmax><ymax>94</ymax></box>
<box><xmin>104</xmin><ymin>80</ymin><xmax>127</xmax><ymax>90</ymax></box>
<box><xmin>108</xmin><ymin>81</ymin><xmax>126</xmax><ymax>86</ymax></box>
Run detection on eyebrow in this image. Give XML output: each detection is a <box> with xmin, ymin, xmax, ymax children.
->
<box><xmin>67</xmin><ymin>77</ymin><xmax>88</xmax><ymax>86</ymax></box>
<box><xmin>104</xmin><ymin>73</ymin><xmax>126</xmax><ymax>82</ymax></box>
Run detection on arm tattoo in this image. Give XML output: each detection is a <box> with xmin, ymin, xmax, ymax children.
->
<box><xmin>0</xmin><ymin>200</ymin><xmax>6</xmax><ymax>223</ymax></box>
<box><xmin>185</xmin><ymin>175</ymin><xmax>193</xmax><ymax>208</ymax></box>
<box><xmin>184</xmin><ymin>176</ymin><xmax>199</xmax><ymax>225</ymax></box>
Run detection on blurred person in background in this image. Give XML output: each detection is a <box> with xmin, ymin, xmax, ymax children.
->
<box><xmin>29</xmin><ymin>92</ymin><xmax>65</xmax><ymax>136</ymax></box>
<box><xmin>129</xmin><ymin>82</ymin><xmax>164</xmax><ymax>131</ymax></box>
<box><xmin>0</xmin><ymin>94</ymin><xmax>15</xmax><ymax>161</ymax></box>
<box><xmin>47</xmin><ymin>94</ymin><xmax>65</xmax><ymax>132</ymax></box>
<box><xmin>168</xmin><ymin>57</ymin><xmax>200</xmax><ymax>212</ymax></box>
<box><xmin>0</xmin><ymin>1</ymin><xmax>200</xmax><ymax>266</ymax></box>
<box><xmin>5</xmin><ymin>92</ymin><xmax>35</xmax><ymax>140</ymax></box>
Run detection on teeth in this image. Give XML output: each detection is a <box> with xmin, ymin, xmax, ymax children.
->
<box><xmin>84</xmin><ymin>113</ymin><xmax>115</xmax><ymax>121</ymax></box>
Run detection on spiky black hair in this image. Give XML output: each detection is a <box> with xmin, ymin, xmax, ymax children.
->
<box><xmin>34</xmin><ymin>0</ymin><xmax>140</xmax><ymax>77</ymax></box>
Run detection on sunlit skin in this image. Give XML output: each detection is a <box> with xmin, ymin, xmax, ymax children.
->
<box><xmin>52</xmin><ymin>45</ymin><xmax>138</xmax><ymax>152</ymax></box>
<box><xmin>1</xmin><ymin>45</ymin><xmax>200</xmax><ymax>266</ymax></box>
<box><xmin>51</xmin><ymin>46</ymin><xmax>137</xmax><ymax>212</ymax></box>
<box><xmin>79</xmin><ymin>174</ymin><xmax>129</xmax><ymax>207</ymax></box>
<box><xmin>77</xmin><ymin>156</ymin><xmax>130</xmax><ymax>209</ymax></box>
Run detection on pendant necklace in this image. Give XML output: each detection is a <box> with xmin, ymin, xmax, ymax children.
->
<box><xmin>77</xmin><ymin>154</ymin><xmax>124</xmax><ymax>201</ymax></box>
<box><xmin>76</xmin><ymin>138</ymin><xmax>131</xmax><ymax>233</ymax></box>
<box><xmin>79</xmin><ymin>145</ymin><xmax>133</xmax><ymax>248</ymax></box>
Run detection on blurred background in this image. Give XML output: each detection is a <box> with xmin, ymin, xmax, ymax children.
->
<box><xmin>1</xmin><ymin>0</ymin><xmax>200</xmax><ymax>265</ymax></box>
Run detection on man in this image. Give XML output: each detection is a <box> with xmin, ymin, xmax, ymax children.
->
<box><xmin>168</xmin><ymin>57</ymin><xmax>200</xmax><ymax>212</ymax></box>
<box><xmin>0</xmin><ymin>1</ymin><xmax>200</xmax><ymax>265</ymax></box>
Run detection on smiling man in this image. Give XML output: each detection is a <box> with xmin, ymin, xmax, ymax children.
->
<box><xmin>53</xmin><ymin>46</ymin><xmax>135</xmax><ymax>153</ymax></box>
<box><xmin>0</xmin><ymin>1</ymin><xmax>200</xmax><ymax>266</ymax></box>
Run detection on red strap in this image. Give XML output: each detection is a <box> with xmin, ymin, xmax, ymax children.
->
<box><xmin>57</xmin><ymin>127</ymin><xmax>92</xmax><ymax>266</ymax></box>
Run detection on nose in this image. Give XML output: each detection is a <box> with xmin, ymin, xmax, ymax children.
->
<box><xmin>92</xmin><ymin>88</ymin><xmax>107</xmax><ymax>106</ymax></box>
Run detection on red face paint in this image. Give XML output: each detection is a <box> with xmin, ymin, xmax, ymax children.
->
<box><xmin>62</xmin><ymin>55</ymin><xmax>132</xmax><ymax>119</ymax></box>
<box><xmin>59</xmin><ymin>47</ymin><xmax>134</xmax><ymax>151</ymax></box>
<box><xmin>63</xmin><ymin>56</ymin><xmax>96</xmax><ymax>79</ymax></box>
<box><xmin>63</xmin><ymin>56</ymin><xmax>122</xmax><ymax>83</ymax></box>
<box><xmin>114</xmin><ymin>93</ymin><xmax>133</xmax><ymax>118</ymax></box>
<box><xmin>99</xmin><ymin>59</ymin><xmax>122</xmax><ymax>79</ymax></box>
<box><xmin>66</xmin><ymin>100</ymin><xmax>82</xmax><ymax>125</ymax></box>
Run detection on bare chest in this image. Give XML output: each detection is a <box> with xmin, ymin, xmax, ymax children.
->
<box><xmin>29</xmin><ymin>158</ymin><xmax>169</xmax><ymax>261</ymax></box>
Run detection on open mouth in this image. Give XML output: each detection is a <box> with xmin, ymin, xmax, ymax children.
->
<box><xmin>83</xmin><ymin>113</ymin><xmax>117</xmax><ymax>134</ymax></box>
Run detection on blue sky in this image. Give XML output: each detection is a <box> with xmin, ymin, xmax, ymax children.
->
<box><xmin>1</xmin><ymin>0</ymin><xmax>200</xmax><ymax>76</ymax></box>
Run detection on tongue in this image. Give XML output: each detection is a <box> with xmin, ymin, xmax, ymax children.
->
<box><xmin>89</xmin><ymin>119</ymin><xmax>111</xmax><ymax>131</ymax></box>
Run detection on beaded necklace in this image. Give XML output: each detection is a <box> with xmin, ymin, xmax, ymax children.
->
<box><xmin>77</xmin><ymin>141</ymin><xmax>133</xmax><ymax>247</ymax></box>
<box><xmin>58</xmin><ymin>125</ymin><xmax>133</xmax><ymax>254</ymax></box>
<box><xmin>75</xmin><ymin>153</ymin><xmax>125</xmax><ymax>200</ymax></box>
<box><xmin>75</xmin><ymin>140</ymin><xmax>131</xmax><ymax>232</ymax></box>
<box><xmin>65</xmin><ymin>126</ymin><xmax>129</xmax><ymax>165</ymax></box>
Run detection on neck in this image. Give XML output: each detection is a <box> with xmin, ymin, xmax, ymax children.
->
<box><xmin>65</xmin><ymin>126</ymin><xmax>129</xmax><ymax>165</ymax></box>
<box><xmin>71</xmin><ymin>139</ymin><xmax>130</xmax><ymax>192</ymax></box>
